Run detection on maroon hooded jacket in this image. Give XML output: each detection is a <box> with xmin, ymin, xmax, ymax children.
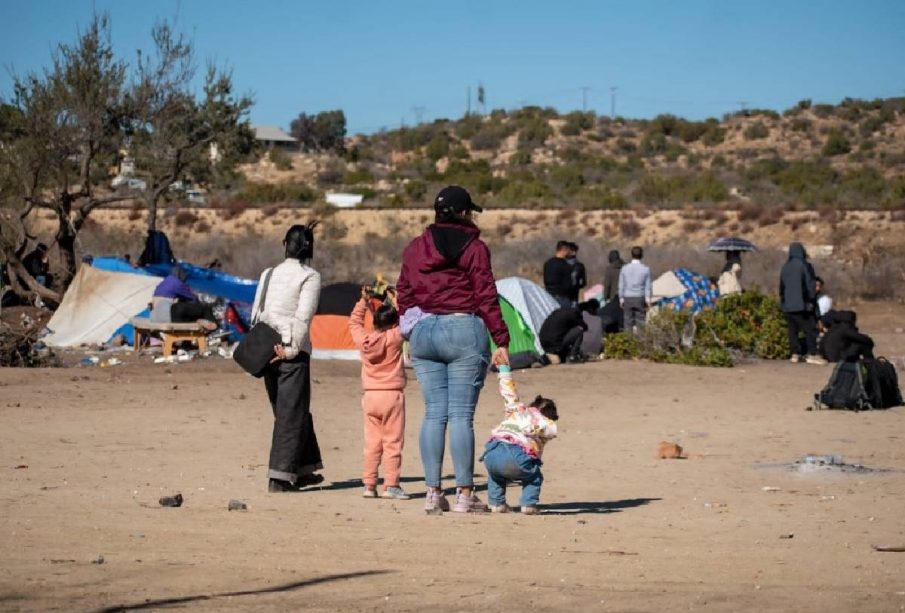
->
<box><xmin>396</xmin><ymin>222</ymin><xmax>510</xmax><ymax>348</ymax></box>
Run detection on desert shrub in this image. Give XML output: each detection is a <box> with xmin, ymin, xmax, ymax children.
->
<box><xmin>268</xmin><ymin>148</ymin><xmax>293</xmax><ymax>171</ymax></box>
<box><xmin>509</xmin><ymin>149</ymin><xmax>532</xmax><ymax>166</ymax></box>
<box><xmin>449</xmin><ymin>145</ymin><xmax>470</xmax><ymax>160</ymax></box>
<box><xmin>404</xmin><ymin>179</ymin><xmax>428</xmax><ymax>201</ymax></box>
<box><xmin>425</xmin><ymin>132</ymin><xmax>451</xmax><ymax>160</ymax></box>
<box><xmin>576</xmin><ymin>186</ymin><xmax>627</xmax><ymax>210</ymax></box>
<box><xmin>789</xmin><ymin>118</ymin><xmax>812</xmax><ymax>133</ymax></box>
<box><xmin>615</xmin><ymin>137</ymin><xmax>637</xmax><ymax>154</ymax></box>
<box><xmin>235</xmin><ymin>182</ymin><xmax>316</xmax><ymax>203</ymax></box>
<box><xmin>640</xmin><ymin>133</ymin><xmax>667</xmax><ymax>157</ymax></box>
<box><xmin>317</xmin><ymin>159</ymin><xmax>346</xmax><ymax>185</ymax></box>
<box><xmin>456</xmin><ymin>114</ymin><xmax>483</xmax><ymax>140</ymax></box>
<box><xmin>220</xmin><ymin>200</ymin><xmax>249</xmax><ymax>220</ymax></box>
<box><xmin>618</xmin><ymin>219</ymin><xmax>641</xmax><ymax>238</ymax></box>
<box><xmin>603</xmin><ymin>332</ymin><xmax>641</xmax><ymax>359</ymax></box>
<box><xmin>695</xmin><ymin>291</ymin><xmax>790</xmax><ymax>359</ymax></box>
<box><xmin>517</xmin><ymin>116</ymin><xmax>553</xmax><ymax>148</ymax></box>
<box><xmin>444</xmin><ymin>159</ymin><xmax>500</xmax><ymax>194</ymax></box>
<box><xmin>822</xmin><ymin>130</ymin><xmax>851</xmax><ymax>156</ymax></box>
<box><xmin>319</xmin><ymin>218</ymin><xmax>349</xmax><ymax>241</ymax></box>
<box><xmin>548</xmin><ymin>164</ymin><xmax>585</xmax><ymax>191</ymax></box>
<box><xmin>470</xmin><ymin>120</ymin><xmax>515</xmax><ymax>151</ymax></box>
<box><xmin>173</xmin><ymin>210</ymin><xmax>198</xmax><ymax>227</ymax></box>
<box><xmin>343</xmin><ymin>167</ymin><xmax>374</xmax><ymax>184</ymax></box>
<box><xmin>744</xmin><ymin>121</ymin><xmax>769</xmax><ymax>140</ymax></box>
<box><xmin>496</xmin><ymin>179</ymin><xmax>552</xmax><ymax>206</ymax></box>
<box><xmin>561</xmin><ymin>111</ymin><xmax>595</xmax><ymax>136</ymax></box>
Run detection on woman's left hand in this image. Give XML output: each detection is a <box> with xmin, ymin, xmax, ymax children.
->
<box><xmin>491</xmin><ymin>346</ymin><xmax>510</xmax><ymax>367</ymax></box>
<box><xmin>271</xmin><ymin>344</ymin><xmax>287</xmax><ymax>363</ymax></box>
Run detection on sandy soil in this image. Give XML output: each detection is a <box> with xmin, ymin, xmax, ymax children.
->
<box><xmin>2</xmin><ymin>305</ymin><xmax>905</xmax><ymax>612</ymax></box>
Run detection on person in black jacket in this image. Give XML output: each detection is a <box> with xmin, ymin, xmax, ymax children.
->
<box><xmin>539</xmin><ymin>306</ymin><xmax>588</xmax><ymax>364</ymax></box>
<box><xmin>779</xmin><ymin>242</ymin><xmax>825</xmax><ymax>364</ymax></box>
<box><xmin>565</xmin><ymin>242</ymin><xmax>587</xmax><ymax>306</ymax></box>
<box><xmin>22</xmin><ymin>243</ymin><xmax>51</xmax><ymax>288</ymax></box>
<box><xmin>603</xmin><ymin>250</ymin><xmax>624</xmax><ymax>303</ymax></box>
<box><xmin>543</xmin><ymin>241</ymin><xmax>574</xmax><ymax>308</ymax></box>
<box><xmin>819</xmin><ymin>311</ymin><xmax>874</xmax><ymax>363</ymax></box>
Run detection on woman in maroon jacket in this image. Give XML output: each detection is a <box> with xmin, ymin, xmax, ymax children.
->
<box><xmin>397</xmin><ymin>185</ymin><xmax>510</xmax><ymax>513</ymax></box>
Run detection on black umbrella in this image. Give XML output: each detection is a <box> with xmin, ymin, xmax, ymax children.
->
<box><xmin>707</xmin><ymin>237</ymin><xmax>758</xmax><ymax>252</ymax></box>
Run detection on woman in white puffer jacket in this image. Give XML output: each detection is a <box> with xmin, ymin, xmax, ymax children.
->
<box><xmin>251</xmin><ymin>223</ymin><xmax>323</xmax><ymax>492</ymax></box>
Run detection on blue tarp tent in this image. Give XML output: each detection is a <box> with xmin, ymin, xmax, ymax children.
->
<box><xmin>654</xmin><ymin>268</ymin><xmax>719</xmax><ymax>315</ymax></box>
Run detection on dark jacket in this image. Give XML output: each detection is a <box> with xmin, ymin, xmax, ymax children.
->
<box><xmin>539</xmin><ymin>307</ymin><xmax>587</xmax><ymax>350</ymax></box>
<box><xmin>566</xmin><ymin>258</ymin><xmax>587</xmax><ymax>303</ymax></box>
<box><xmin>820</xmin><ymin>311</ymin><xmax>874</xmax><ymax>362</ymax></box>
<box><xmin>396</xmin><ymin>222</ymin><xmax>509</xmax><ymax>347</ymax></box>
<box><xmin>22</xmin><ymin>249</ymin><xmax>49</xmax><ymax>278</ymax></box>
<box><xmin>543</xmin><ymin>257</ymin><xmax>573</xmax><ymax>299</ymax></box>
<box><xmin>603</xmin><ymin>250</ymin><xmax>624</xmax><ymax>302</ymax></box>
<box><xmin>779</xmin><ymin>242</ymin><xmax>816</xmax><ymax>313</ymax></box>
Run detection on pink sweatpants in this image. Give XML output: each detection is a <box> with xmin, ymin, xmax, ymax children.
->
<box><xmin>362</xmin><ymin>390</ymin><xmax>405</xmax><ymax>488</ymax></box>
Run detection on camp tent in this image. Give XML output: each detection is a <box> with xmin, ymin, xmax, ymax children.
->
<box><xmin>310</xmin><ymin>282</ymin><xmax>372</xmax><ymax>360</ymax></box>
<box><xmin>653</xmin><ymin>268</ymin><xmax>719</xmax><ymax>314</ymax></box>
<box><xmin>44</xmin><ymin>265</ymin><xmax>160</xmax><ymax>347</ymax></box>
<box><xmin>494</xmin><ymin>277</ymin><xmax>559</xmax><ymax>355</ymax></box>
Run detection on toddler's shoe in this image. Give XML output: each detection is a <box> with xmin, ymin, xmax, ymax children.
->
<box><xmin>490</xmin><ymin>503</ymin><xmax>511</xmax><ymax>513</ymax></box>
<box><xmin>521</xmin><ymin>505</ymin><xmax>541</xmax><ymax>515</ymax></box>
<box><xmin>453</xmin><ymin>489</ymin><xmax>489</xmax><ymax>513</ymax></box>
<box><xmin>362</xmin><ymin>487</ymin><xmax>377</xmax><ymax>498</ymax></box>
<box><xmin>381</xmin><ymin>486</ymin><xmax>410</xmax><ymax>500</ymax></box>
<box><xmin>424</xmin><ymin>489</ymin><xmax>450</xmax><ymax>513</ymax></box>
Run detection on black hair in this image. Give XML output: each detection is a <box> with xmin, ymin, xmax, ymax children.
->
<box><xmin>374</xmin><ymin>304</ymin><xmax>399</xmax><ymax>331</ymax></box>
<box><xmin>434</xmin><ymin>208</ymin><xmax>470</xmax><ymax>224</ymax></box>
<box><xmin>284</xmin><ymin>222</ymin><xmax>318</xmax><ymax>260</ymax></box>
<box><xmin>530</xmin><ymin>395</ymin><xmax>558</xmax><ymax>421</ymax></box>
<box><xmin>569</xmin><ymin>242</ymin><xmax>579</xmax><ymax>252</ymax></box>
<box><xmin>36</xmin><ymin>243</ymin><xmax>48</xmax><ymax>253</ymax></box>
<box><xmin>815</xmin><ymin>276</ymin><xmax>824</xmax><ymax>285</ymax></box>
<box><xmin>579</xmin><ymin>299</ymin><xmax>600</xmax><ymax>314</ymax></box>
<box><xmin>556</xmin><ymin>240</ymin><xmax>571</xmax><ymax>251</ymax></box>
<box><xmin>631</xmin><ymin>245</ymin><xmax>644</xmax><ymax>259</ymax></box>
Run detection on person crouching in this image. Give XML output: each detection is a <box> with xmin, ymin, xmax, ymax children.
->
<box><xmin>349</xmin><ymin>287</ymin><xmax>409</xmax><ymax>500</ymax></box>
<box><xmin>480</xmin><ymin>366</ymin><xmax>558</xmax><ymax>515</ymax></box>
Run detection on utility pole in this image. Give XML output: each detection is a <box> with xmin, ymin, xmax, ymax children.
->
<box><xmin>581</xmin><ymin>86</ymin><xmax>591</xmax><ymax>112</ymax></box>
<box><xmin>477</xmin><ymin>82</ymin><xmax>486</xmax><ymax>115</ymax></box>
<box><xmin>738</xmin><ymin>101</ymin><xmax>748</xmax><ymax>115</ymax></box>
<box><xmin>466</xmin><ymin>86</ymin><xmax>471</xmax><ymax>116</ymax></box>
<box><xmin>411</xmin><ymin>106</ymin><xmax>426</xmax><ymax>125</ymax></box>
<box><xmin>610</xmin><ymin>86</ymin><xmax>618</xmax><ymax>118</ymax></box>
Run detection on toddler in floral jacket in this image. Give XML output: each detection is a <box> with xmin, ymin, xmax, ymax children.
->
<box><xmin>480</xmin><ymin>366</ymin><xmax>558</xmax><ymax>514</ymax></box>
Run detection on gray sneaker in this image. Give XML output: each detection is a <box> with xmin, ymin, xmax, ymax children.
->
<box><xmin>453</xmin><ymin>490</ymin><xmax>489</xmax><ymax>513</ymax></box>
<box><xmin>491</xmin><ymin>503</ymin><xmax>511</xmax><ymax>513</ymax></box>
<box><xmin>424</xmin><ymin>489</ymin><xmax>450</xmax><ymax>513</ymax></box>
<box><xmin>381</xmin><ymin>486</ymin><xmax>410</xmax><ymax>500</ymax></box>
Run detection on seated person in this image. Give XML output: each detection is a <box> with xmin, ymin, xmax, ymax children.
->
<box><xmin>539</xmin><ymin>305</ymin><xmax>587</xmax><ymax>364</ymax></box>
<box><xmin>22</xmin><ymin>243</ymin><xmax>52</xmax><ymax>288</ymax></box>
<box><xmin>579</xmin><ymin>299</ymin><xmax>603</xmax><ymax>357</ymax></box>
<box><xmin>819</xmin><ymin>310</ymin><xmax>874</xmax><ymax>363</ymax></box>
<box><xmin>598</xmin><ymin>297</ymin><xmax>624</xmax><ymax>334</ymax></box>
<box><xmin>151</xmin><ymin>267</ymin><xmax>217</xmax><ymax>330</ymax></box>
<box><xmin>815</xmin><ymin>276</ymin><xmax>833</xmax><ymax>316</ymax></box>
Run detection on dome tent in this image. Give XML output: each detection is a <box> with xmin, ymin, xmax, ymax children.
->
<box><xmin>493</xmin><ymin>277</ymin><xmax>560</xmax><ymax>356</ymax></box>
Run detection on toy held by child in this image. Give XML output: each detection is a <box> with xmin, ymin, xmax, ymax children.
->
<box><xmin>480</xmin><ymin>365</ymin><xmax>558</xmax><ymax>514</ymax></box>
<box><xmin>349</xmin><ymin>285</ymin><xmax>409</xmax><ymax>500</ymax></box>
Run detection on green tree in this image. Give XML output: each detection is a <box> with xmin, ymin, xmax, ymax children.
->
<box><xmin>822</xmin><ymin>130</ymin><xmax>851</xmax><ymax>156</ymax></box>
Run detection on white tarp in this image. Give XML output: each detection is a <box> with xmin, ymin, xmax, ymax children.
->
<box><xmin>652</xmin><ymin>270</ymin><xmax>686</xmax><ymax>300</ymax></box>
<box><xmin>495</xmin><ymin>276</ymin><xmax>559</xmax><ymax>355</ymax></box>
<box><xmin>44</xmin><ymin>265</ymin><xmax>159</xmax><ymax>347</ymax></box>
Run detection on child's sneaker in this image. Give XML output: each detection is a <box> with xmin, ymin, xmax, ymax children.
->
<box><xmin>362</xmin><ymin>487</ymin><xmax>377</xmax><ymax>498</ymax></box>
<box><xmin>491</xmin><ymin>503</ymin><xmax>511</xmax><ymax>513</ymax></box>
<box><xmin>521</xmin><ymin>505</ymin><xmax>540</xmax><ymax>515</ymax></box>
<box><xmin>424</xmin><ymin>489</ymin><xmax>450</xmax><ymax>513</ymax></box>
<box><xmin>381</xmin><ymin>486</ymin><xmax>410</xmax><ymax>500</ymax></box>
<box><xmin>453</xmin><ymin>490</ymin><xmax>489</xmax><ymax>513</ymax></box>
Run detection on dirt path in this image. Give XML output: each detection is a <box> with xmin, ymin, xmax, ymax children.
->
<box><xmin>2</xmin><ymin>312</ymin><xmax>905</xmax><ymax>611</ymax></box>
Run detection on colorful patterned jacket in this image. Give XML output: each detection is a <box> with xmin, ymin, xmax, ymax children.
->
<box><xmin>488</xmin><ymin>370</ymin><xmax>557</xmax><ymax>459</ymax></box>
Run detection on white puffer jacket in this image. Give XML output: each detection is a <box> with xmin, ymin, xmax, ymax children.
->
<box><xmin>251</xmin><ymin>259</ymin><xmax>321</xmax><ymax>360</ymax></box>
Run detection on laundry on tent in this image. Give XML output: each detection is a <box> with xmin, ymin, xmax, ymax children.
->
<box><xmin>653</xmin><ymin>268</ymin><xmax>720</xmax><ymax>314</ymax></box>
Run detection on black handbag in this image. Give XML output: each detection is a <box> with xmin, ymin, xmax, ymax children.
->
<box><xmin>233</xmin><ymin>268</ymin><xmax>282</xmax><ymax>377</ymax></box>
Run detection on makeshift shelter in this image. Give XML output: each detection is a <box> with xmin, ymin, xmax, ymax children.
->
<box><xmin>310</xmin><ymin>282</ymin><xmax>372</xmax><ymax>360</ymax></box>
<box><xmin>494</xmin><ymin>277</ymin><xmax>559</xmax><ymax>355</ymax></box>
<box><xmin>654</xmin><ymin>268</ymin><xmax>719</xmax><ymax>314</ymax></box>
<box><xmin>44</xmin><ymin>265</ymin><xmax>160</xmax><ymax>347</ymax></box>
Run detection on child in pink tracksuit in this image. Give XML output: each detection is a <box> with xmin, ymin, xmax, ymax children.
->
<box><xmin>349</xmin><ymin>290</ymin><xmax>409</xmax><ymax>499</ymax></box>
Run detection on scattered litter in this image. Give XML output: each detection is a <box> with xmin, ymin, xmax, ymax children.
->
<box><xmin>657</xmin><ymin>441</ymin><xmax>684</xmax><ymax>459</ymax></box>
<box><xmin>49</xmin><ymin>559</ymin><xmax>76</xmax><ymax>564</ymax></box>
<box><xmin>762</xmin><ymin>486</ymin><xmax>781</xmax><ymax>492</ymax></box>
<box><xmin>227</xmin><ymin>499</ymin><xmax>248</xmax><ymax>511</ymax></box>
<box><xmin>79</xmin><ymin>356</ymin><xmax>100</xmax><ymax>367</ymax></box>
<box><xmin>91</xmin><ymin>555</ymin><xmax>105</xmax><ymax>565</ymax></box>
<box><xmin>14</xmin><ymin>464</ymin><xmax>28</xmax><ymax>469</ymax></box>
<box><xmin>793</xmin><ymin>454</ymin><xmax>884</xmax><ymax>474</ymax></box>
<box><xmin>100</xmin><ymin>357</ymin><xmax>122</xmax><ymax>368</ymax></box>
<box><xmin>158</xmin><ymin>493</ymin><xmax>183</xmax><ymax>507</ymax></box>
<box><xmin>872</xmin><ymin>544</ymin><xmax>905</xmax><ymax>552</ymax></box>
<box><xmin>779</xmin><ymin>533</ymin><xmax>794</xmax><ymax>539</ymax></box>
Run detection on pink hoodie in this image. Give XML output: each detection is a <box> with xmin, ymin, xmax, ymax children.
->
<box><xmin>348</xmin><ymin>301</ymin><xmax>406</xmax><ymax>390</ymax></box>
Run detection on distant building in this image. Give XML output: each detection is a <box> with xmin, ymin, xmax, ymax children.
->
<box><xmin>326</xmin><ymin>192</ymin><xmax>364</xmax><ymax>208</ymax></box>
<box><xmin>253</xmin><ymin>125</ymin><xmax>298</xmax><ymax>151</ymax></box>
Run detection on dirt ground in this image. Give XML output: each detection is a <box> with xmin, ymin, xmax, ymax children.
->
<box><xmin>2</xmin><ymin>304</ymin><xmax>905</xmax><ymax>612</ymax></box>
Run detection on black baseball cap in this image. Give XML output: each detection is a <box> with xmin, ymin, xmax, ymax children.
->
<box><xmin>434</xmin><ymin>185</ymin><xmax>483</xmax><ymax>214</ymax></box>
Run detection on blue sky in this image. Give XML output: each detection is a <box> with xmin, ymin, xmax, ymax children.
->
<box><xmin>2</xmin><ymin>1</ymin><xmax>904</xmax><ymax>134</ymax></box>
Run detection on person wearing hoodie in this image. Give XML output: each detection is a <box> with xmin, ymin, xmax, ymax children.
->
<box><xmin>819</xmin><ymin>310</ymin><xmax>874</xmax><ymax>363</ymax></box>
<box><xmin>396</xmin><ymin>185</ymin><xmax>510</xmax><ymax>514</ymax></box>
<box><xmin>151</xmin><ymin>266</ymin><xmax>217</xmax><ymax>329</ymax></box>
<box><xmin>602</xmin><ymin>249</ymin><xmax>624</xmax><ymax>303</ymax></box>
<box><xmin>348</xmin><ymin>288</ymin><xmax>409</xmax><ymax>500</ymax></box>
<box><xmin>779</xmin><ymin>242</ymin><xmax>826</xmax><ymax>365</ymax></box>
<box><xmin>252</xmin><ymin>224</ymin><xmax>324</xmax><ymax>492</ymax></box>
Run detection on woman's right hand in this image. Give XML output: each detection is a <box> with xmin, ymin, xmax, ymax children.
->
<box><xmin>491</xmin><ymin>346</ymin><xmax>510</xmax><ymax>367</ymax></box>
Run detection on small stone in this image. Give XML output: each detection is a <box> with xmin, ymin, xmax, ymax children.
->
<box><xmin>91</xmin><ymin>555</ymin><xmax>104</xmax><ymax>565</ymax></box>
<box><xmin>227</xmin><ymin>499</ymin><xmax>247</xmax><ymax>511</ymax></box>
<box><xmin>158</xmin><ymin>493</ymin><xmax>183</xmax><ymax>507</ymax></box>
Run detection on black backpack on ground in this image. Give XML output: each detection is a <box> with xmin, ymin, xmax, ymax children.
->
<box><xmin>815</xmin><ymin>361</ymin><xmax>871</xmax><ymax>411</ymax></box>
<box><xmin>864</xmin><ymin>357</ymin><xmax>903</xmax><ymax>409</ymax></box>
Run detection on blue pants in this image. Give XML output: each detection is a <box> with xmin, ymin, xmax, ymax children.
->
<box><xmin>410</xmin><ymin>314</ymin><xmax>490</xmax><ymax>488</ymax></box>
<box><xmin>481</xmin><ymin>440</ymin><xmax>544</xmax><ymax>507</ymax></box>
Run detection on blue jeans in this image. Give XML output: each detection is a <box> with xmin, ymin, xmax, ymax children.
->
<box><xmin>481</xmin><ymin>440</ymin><xmax>544</xmax><ymax>506</ymax></box>
<box><xmin>410</xmin><ymin>314</ymin><xmax>490</xmax><ymax>488</ymax></box>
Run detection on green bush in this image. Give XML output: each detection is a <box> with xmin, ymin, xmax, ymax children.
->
<box><xmin>404</xmin><ymin>180</ymin><xmax>427</xmax><ymax>201</ymax></box>
<box><xmin>269</xmin><ymin>148</ymin><xmax>293</xmax><ymax>171</ymax></box>
<box><xmin>233</xmin><ymin>182</ymin><xmax>316</xmax><ymax>203</ymax></box>
<box><xmin>822</xmin><ymin>130</ymin><xmax>852</xmax><ymax>156</ymax></box>
<box><xmin>744</xmin><ymin>121</ymin><xmax>770</xmax><ymax>140</ymax></box>
<box><xmin>456</xmin><ymin>114</ymin><xmax>483</xmax><ymax>140</ymax></box>
<box><xmin>343</xmin><ymin>167</ymin><xmax>374</xmax><ymax>184</ymax></box>
<box><xmin>603</xmin><ymin>332</ymin><xmax>640</xmax><ymax>360</ymax></box>
<box><xmin>561</xmin><ymin>111</ymin><xmax>596</xmax><ymax>136</ymax></box>
<box><xmin>496</xmin><ymin>179</ymin><xmax>552</xmax><ymax>206</ymax></box>
<box><xmin>470</xmin><ymin>120</ymin><xmax>515</xmax><ymax>151</ymax></box>
<box><xmin>425</xmin><ymin>132</ymin><xmax>451</xmax><ymax>160</ymax></box>
<box><xmin>517</xmin><ymin>116</ymin><xmax>553</xmax><ymax>148</ymax></box>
